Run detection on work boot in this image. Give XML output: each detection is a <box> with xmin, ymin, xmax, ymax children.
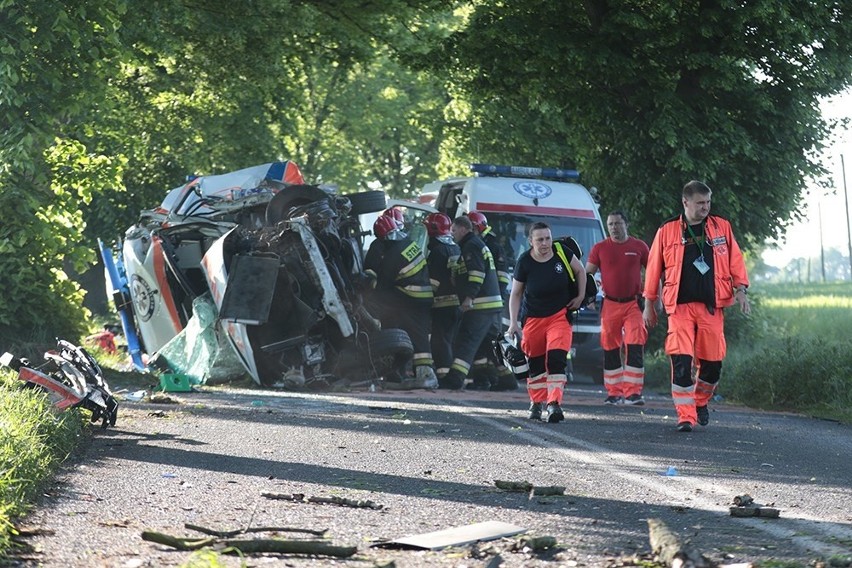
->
<box><xmin>438</xmin><ymin>370</ymin><xmax>465</xmax><ymax>390</ymax></box>
<box><xmin>697</xmin><ymin>405</ymin><xmax>710</xmax><ymax>426</ymax></box>
<box><xmin>415</xmin><ymin>365</ymin><xmax>439</xmax><ymax>390</ymax></box>
<box><xmin>528</xmin><ymin>402</ymin><xmax>543</xmax><ymax>420</ymax></box>
<box><xmin>541</xmin><ymin>402</ymin><xmax>565</xmax><ymax>423</ymax></box>
<box><xmin>676</xmin><ymin>421</ymin><xmax>694</xmax><ymax>432</ymax></box>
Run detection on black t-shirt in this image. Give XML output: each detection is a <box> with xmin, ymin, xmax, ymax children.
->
<box><xmin>513</xmin><ymin>248</ymin><xmax>576</xmax><ymax>318</ymax></box>
<box><xmin>677</xmin><ymin>220</ymin><xmax>715</xmax><ymax>306</ymax></box>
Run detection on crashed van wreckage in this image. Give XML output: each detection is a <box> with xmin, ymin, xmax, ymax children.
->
<box><xmin>100</xmin><ymin>161</ymin><xmax>416</xmax><ymax>389</ymax></box>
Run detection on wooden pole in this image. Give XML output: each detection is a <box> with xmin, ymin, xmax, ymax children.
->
<box><xmin>819</xmin><ymin>202</ymin><xmax>826</xmax><ymax>282</ymax></box>
<box><xmin>842</xmin><ymin>155</ymin><xmax>852</xmax><ymax>280</ymax></box>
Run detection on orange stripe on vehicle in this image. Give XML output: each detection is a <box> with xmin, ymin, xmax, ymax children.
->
<box><xmin>151</xmin><ymin>236</ymin><xmax>183</xmax><ymax>334</ymax></box>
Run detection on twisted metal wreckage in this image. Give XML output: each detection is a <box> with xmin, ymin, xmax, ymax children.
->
<box><xmin>1</xmin><ymin>339</ymin><xmax>119</xmax><ymax>428</ymax></box>
<box><xmin>98</xmin><ymin>161</ymin><xmax>419</xmax><ymax>390</ymax></box>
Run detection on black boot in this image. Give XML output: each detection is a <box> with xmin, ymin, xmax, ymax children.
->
<box><xmin>528</xmin><ymin>402</ymin><xmax>543</xmax><ymax>420</ymax></box>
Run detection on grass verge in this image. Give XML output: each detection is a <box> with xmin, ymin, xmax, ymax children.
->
<box><xmin>0</xmin><ymin>369</ymin><xmax>84</xmax><ymax>557</ymax></box>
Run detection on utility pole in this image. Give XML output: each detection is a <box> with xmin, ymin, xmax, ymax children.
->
<box><xmin>819</xmin><ymin>202</ymin><xmax>826</xmax><ymax>282</ymax></box>
<box><xmin>843</xmin><ymin>154</ymin><xmax>852</xmax><ymax>280</ymax></box>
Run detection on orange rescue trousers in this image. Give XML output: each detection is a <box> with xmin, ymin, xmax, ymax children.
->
<box><xmin>522</xmin><ymin>309</ymin><xmax>572</xmax><ymax>406</ymax></box>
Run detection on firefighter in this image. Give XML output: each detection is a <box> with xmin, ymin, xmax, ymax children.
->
<box><xmin>585</xmin><ymin>210</ymin><xmax>650</xmax><ymax>406</ymax></box>
<box><xmin>364</xmin><ymin>214</ymin><xmax>437</xmax><ymax>389</ymax></box>
<box><xmin>467</xmin><ymin>211</ymin><xmax>510</xmax><ymax>298</ymax></box>
<box><xmin>507</xmin><ymin>222</ymin><xmax>586</xmax><ymax>423</ymax></box>
<box><xmin>439</xmin><ymin>216</ymin><xmax>504</xmax><ymax>390</ymax></box>
<box><xmin>466</xmin><ymin>211</ymin><xmax>517</xmax><ymax>391</ymax></box>
<box><xmin>643</xmin><ymin>181</ymin><xmax>750</xmax><ymax>432</ymax></box>
<box><xmin>423</xmin><ymin>212</ymin><xmax>461</xmax><ymax>382</ymax></box>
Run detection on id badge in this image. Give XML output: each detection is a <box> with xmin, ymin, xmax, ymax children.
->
<box><xmin>693</xmin><ymin>256</ymin><xmax>710</xmax><ymax>275</ymax></box>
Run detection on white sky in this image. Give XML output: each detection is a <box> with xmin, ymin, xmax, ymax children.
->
<box><xmin>762</xmin><ymin>89</ymin><xmax>852</xmax><ymax>268</ymax></box>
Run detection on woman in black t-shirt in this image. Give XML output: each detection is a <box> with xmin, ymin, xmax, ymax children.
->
<box><xmin>507</xmin><ymin>222</ymin><xmax>586</xmax><ymax>423</ymax></box>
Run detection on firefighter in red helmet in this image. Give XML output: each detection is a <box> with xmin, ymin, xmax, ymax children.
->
<box><xmin>364</xmin><ymin>211</ymin><xmax>437</xmax><ymax>389</ymax></box>
<box><xmin>423</xmin><ymin>212</ymin><xmax>461</xmax><ymax>382</ymax></box>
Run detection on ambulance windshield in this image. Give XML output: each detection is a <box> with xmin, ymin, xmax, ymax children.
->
<box><xmin>485</xmin><ymin>213</ymin><xmax>605</xmax><ymax>273</ymax></box>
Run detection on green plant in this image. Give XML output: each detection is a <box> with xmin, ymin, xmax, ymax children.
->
<box><xmin>0</xmin><ymin>371</ymin><xmax>84</xmax><ymax>557</ymax></box>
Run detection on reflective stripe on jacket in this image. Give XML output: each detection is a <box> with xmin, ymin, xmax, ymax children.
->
<box><xmin>643</xmin><ymin>214</ymin><xmax>749</xmax><ymax>314</ymax></box>
<box><xmin>455</xmin><ymin>232</ymin><xmax>503</xmax><ymax>311</ymax></box>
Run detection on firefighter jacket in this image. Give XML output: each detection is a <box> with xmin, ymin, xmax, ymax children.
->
<box><xmin>454</xmin><ymin>232</ymin><xmax>503</xmax><ymax>312</ymax></box>
<box><xmin>364</xmin><ymin>237</ymin><xmax>433</xmax><ymax>306</ymax></box>
<box><xmin>643</xmin><ymin>214</ymin><xmax>749</xmax><ymax>314</ymax></box>
<box><xmin>481</xmin><ymin>227</ymin><xmax>510</xmax><ymax>293</ymax></box>
<box><xmin>427</xmin><ymin>235</ymin><xmax>461</xmax><ymax>309</ymax></box>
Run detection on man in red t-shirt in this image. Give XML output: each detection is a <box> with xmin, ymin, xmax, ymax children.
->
<box><xmin>586</xmin><ymin>211</ymin><xmax>650</xmax><ymax>405</ymax></box>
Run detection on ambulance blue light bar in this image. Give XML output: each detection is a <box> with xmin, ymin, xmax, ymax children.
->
<box><xmin>470</xmin><ymin>163</ymin><xmax>580</xmax><ymax>181</ymax></box>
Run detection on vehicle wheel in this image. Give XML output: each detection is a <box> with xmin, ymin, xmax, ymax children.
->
<box><xmin>368</xmin><ymin>328</ymin><xmax>413</xmax><ymax>379</ymax></box>
<box><xmin>265</xmin><ymin>185</ymin><xmax>331</xmax><ymax>225</ymax></box>
<box><xmin>346</xmin><ymin>190</ymin><xmax>386</xmax><ymax>215</ymax></box>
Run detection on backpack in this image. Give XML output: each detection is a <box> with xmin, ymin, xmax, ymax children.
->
<box><xmin>553</xmin><ymin>237</ymin><xmax>598</xmax><ymax>307</ymax></box>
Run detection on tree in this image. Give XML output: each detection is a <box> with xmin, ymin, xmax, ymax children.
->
<box><xmin>0</xmin><ymin>0</ymin><xmax>127</xmax><ymax>340</ymax></box>
<box><xmin>431</xmin><ymin>0</ymin><xmax>852</xmax><ymax>244</ymax></box>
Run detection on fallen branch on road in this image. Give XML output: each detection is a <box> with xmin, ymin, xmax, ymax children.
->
<box><xmin>141</xmin><ymin>531</ymin><xmax>357</xmax><ymax>557</ymax></box>
<box><xmin>261</xmin><ymin>491</ymin><xmax>384</xmax><ymax>509</ymax></box>
<box><xmin>647</xmin><ymin>518</ymin><xmax>713</xmax><ymax>568</ymax></box>
<box><xmin>184</xmin><ymin>523</ymin><xmax>328</xmax><ymax>537</ymax></box>
<box><xmin>494</xmin><ymin>480</ymin><xmax>566</xmax><ymax>496</ymax></box>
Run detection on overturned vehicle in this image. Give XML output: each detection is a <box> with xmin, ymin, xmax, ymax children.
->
<box><xmin>100</xmin><ymin>161</ymin><xmax>415</xmax><ymax>389</ymax></box>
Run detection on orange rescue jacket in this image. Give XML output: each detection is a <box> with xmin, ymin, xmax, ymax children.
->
<box><xmin>643</xmin><ymin>214</ymin><xmax>749</xmax><ymax>314</ymax></box>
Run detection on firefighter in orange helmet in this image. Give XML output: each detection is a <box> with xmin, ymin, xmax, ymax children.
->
<box><xmin>643</xmin><ymin>181</ymin><xmax>750</xmax><ymax>432</ymax></box>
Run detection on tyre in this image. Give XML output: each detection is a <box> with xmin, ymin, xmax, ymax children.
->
<box><xmin>265</xmin><ymin>185</ymin><xmax>331</xmax><ymax>225</ymax></box>
<box><xmin>368</xmin><ymin>328</ymin><xmax>413</xmax><ymax>380</ymax></box>
<box><xmin>346</xmin><ymin>190</ymin><xmax>386</xmax><ymax>215</ymax></box>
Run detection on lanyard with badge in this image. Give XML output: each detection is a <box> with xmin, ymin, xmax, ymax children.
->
<box><xmin>685</xmin><ymin>221</ymin><xmax>710</xmax><ymax>275</ymax></box>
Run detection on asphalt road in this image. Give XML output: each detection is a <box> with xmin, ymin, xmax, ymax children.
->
<box><xmin>10</xmin><ymin>378</ymin><xmax>852</xmax><ymax>567</ymax></box>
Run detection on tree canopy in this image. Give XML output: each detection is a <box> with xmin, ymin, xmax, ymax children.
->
<box><xmin>1</xmin><ymin>0</ymin><xmax>850</xmax><ymax>339</ymax></box>
<box><xmin>433</xmin><ymin>0</ymin><xmax>852</xmax><ymax>243</ymax></box>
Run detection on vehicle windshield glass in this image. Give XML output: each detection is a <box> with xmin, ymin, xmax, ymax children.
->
<box><xmin>485</xmin><ymin>213</ymin><xmax>605</xmax><ymax>273</ymax></box>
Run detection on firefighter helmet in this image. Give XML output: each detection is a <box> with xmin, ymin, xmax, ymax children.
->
<box><xmin>466</xmin><ymin>211</ymin><xmax>488</xmax><ymax>233</ymax></box>
<box><xmin>373</xmin><ymin>215</ymin><xmax>399</xmax><ymax>239</ymax></box>
<box><xmin>424</xmin><ymin>212</ymin><xmax>452</xmax><ymax>237</ymax></box>
<box><xmin>382</xmin><ymin>207</ymin><xmax>405</xmax><ymax>230</ymax></box>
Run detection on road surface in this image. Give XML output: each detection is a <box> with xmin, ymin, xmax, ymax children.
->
<box><xmin>10</xmin><ymin>380</ymin><xmax>852</xmax><ymax>567</ymax></box>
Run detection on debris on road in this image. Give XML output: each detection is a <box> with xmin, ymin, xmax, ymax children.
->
<box><xmin>373</xmin><ymin>520</ymin><xmax>526</xmax><ymax>550</ymax></box>
<box><xmin>729</xmin><ymin>494</ymin><xmax>780</xmax><ymax>518</ymax></box>
<box><xmin>494</xmin><ymin>480</ymin><xmax>566</xmax><ymax>496</ymax></box>
<box><xmin>141</xmin><ymin>530</ymin><xmax>357</xmax><ymax>557</ymax></box>
<box><xmin>514</xmin><ymin>535</ymin><xmax>557</xmax><ymax>552</ymax></box>
<box><xmin>261</xmin><ymin>491</ymin><xmax>384</xmax><ymax>509</ymax></box>
<box><xmin>1</xmin><ymin>339</ymin><xmax>118</xmax><ymax>429</ymax></box>
<box><xmin>184</xmin><ymin>522</ymin><xmax>328</xmax><ymax>538</ymax></box>
<box><xmin>647</xmin><ymin>517</ymin><xmax>713</xmax><ymax>567</ymax></box>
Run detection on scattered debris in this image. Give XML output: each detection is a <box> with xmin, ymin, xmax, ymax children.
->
<box><xmin>494</xmin><ymin>480</ymin><xmax>566</xmax><ymax>496</ymax></box>
<box><xmin>732</xmin><ymin>494</ymin><xmax>753</xmax><ymax>506</ymax></box>
<box><xmin>372</xmin><ymin>520</ymin><xmax>526</xmax><ymax>550</ymax></box>
<box><xmin>515</xmin><ymin>535</ymin><xmax>557</xmax><ymax>552</ymax></box>
<box><xmin>729</xmin><ymin>495</ymin><xmax>780</xmax><ymax>518</ymax></box>
<box><xmin>1</xmin><ymin>339</ymin><xmax>118</xmax><ymax>428</ymax></box>
<box><xmin>184</xmin><ymin>522</ymin><xmax>327</xmax><ymax>538</ymax></box>
<box><xmin>141</xmin><ymin>530</ymin><xmax>356</xmax><ymax>557</ymax></box>
<box><xmin>149</xmin><ymin>392</ymin><xmax>180</xmax><ymax>404</ymax></box>
<box><xmin>647</xmin><ymin>518</ymin><xmax>713</xmax><ymax>568</ymax></box>
<box><xmin>261</xmin><ymin>492</ymin><xmax>383</xmax><ymax>509</ymax></box>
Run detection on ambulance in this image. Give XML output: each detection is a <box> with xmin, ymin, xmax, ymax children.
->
<box><xmin>421</xmin><ymin>163</ymin><xmax>606</xmax><ymax>368</ymax></box>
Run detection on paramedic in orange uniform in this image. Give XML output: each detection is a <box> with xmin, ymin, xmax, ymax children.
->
<box><xmin>586</xmin><ymin>210</ymin><xmax>650</xmax><ymax>406</ymax></box>
<box><xmin>508</xmin><ymin>222</ymin><xmax>586</xmax><ymax>423</ymax></box>
<box><xmin>643</xmin><ymin>181</ymin><xmax>750</xmax><ymax>432</ymax></box>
